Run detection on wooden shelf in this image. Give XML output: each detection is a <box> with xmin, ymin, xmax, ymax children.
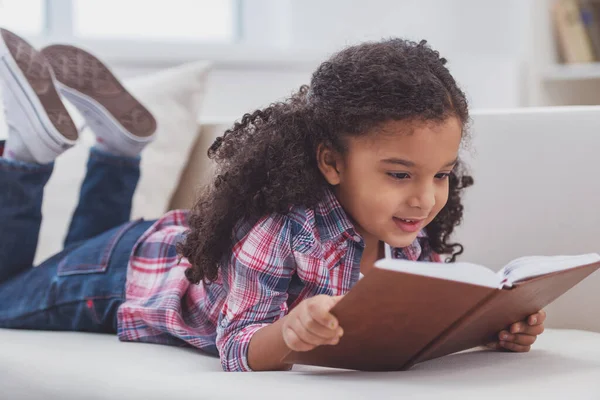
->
<box><xmin>542</xmin><ymin>63</ymin><xmax>600</xmax><ymax>81</ymax></box>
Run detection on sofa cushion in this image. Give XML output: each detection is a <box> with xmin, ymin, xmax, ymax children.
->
<box><xmin>169</xmin><ymin>122</ymin><xmax>231</xmax><ymax>209</ymax></box>
<box><xmin>457</xmin><ymin>107</ymin><xmax>600</xmax><ymax>332</ymax></box>
<box><xmin>0</xmin><ymin>328</ymin><xmax>598</xmax><ymax>399</ymax></box>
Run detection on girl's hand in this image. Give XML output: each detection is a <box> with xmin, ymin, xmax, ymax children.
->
<box><xmin>281</xmin><ymin>294</ymin><xmax>344</xmax><ymax>352</ymax></box>
<box><xmin>487</xmin><ymin>310</ymin><xmax>546</xmax><ymax>352</ymax></box>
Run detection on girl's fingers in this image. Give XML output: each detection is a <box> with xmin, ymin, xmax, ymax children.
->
<box><xmin>306</xmin><ymin>297</ymin><xmax>340</xmax><ymax>329</ymax></box>
<box><xmin>499</xmin><ymin>330</ymin><xmax>539</xmax><ymax>345</ymax></box>
<box><xmin>528</xmin><ymin>310</ymin><xmax>546</xmax><ymax>325</ymax></box>
<box><xmin>499</xmin><ymin>340</ymin><xmax>531</xmax><ymax>352</ymax></box>
<box><xmin>510</xmin><ymin>322</ymin><xmax>544</xmax><ymax>336</ymax></box>
<box><xmin>512</xmin><ymin>334</ymin><xmax>537</xmax><ymax>346</ymax></box>
<box><xmin>485</xmin><ymin>341</ymin><xmax>502</xmax><ymax>351</ymax></box>
<box><xmin>299</xmin><ymin>311</ymin><xmax>342</xmax><ymax>341</ymax></box>
<box><xmin>290</xmin><ymin>318</ymin><xmax>331</xmax><ymax>345</ymax></box>
<box><xmin>283</xmin><ymin>327</ymin><xmax>314</xmax><ymax>352</ymax></box>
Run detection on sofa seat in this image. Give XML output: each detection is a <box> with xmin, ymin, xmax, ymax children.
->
<box><xmin>1</xmin><ymin>328</ymin><xmax>599</xmax><ymax>399</ymax></box>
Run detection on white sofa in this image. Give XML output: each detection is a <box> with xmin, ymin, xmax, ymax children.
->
<box><xmin>2</xmin><ymin>107</ymin><xmax>600</xmax><ymax>399</ymax></box>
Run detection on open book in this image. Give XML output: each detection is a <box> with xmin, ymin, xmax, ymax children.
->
<box><xmin>283</xmin><ymin>253</ymin><xmax>600</xmax><ymax>371</ymax></box>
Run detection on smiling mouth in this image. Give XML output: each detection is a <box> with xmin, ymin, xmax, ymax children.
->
<box><xmin>395</xmin><ymin>217</ymin><xmax>426</xmax><ymax>223</ymax></box>
<box><xmin>393</xmin><ymin>217</ymin><xmax>426</xmax><ymax>233</ymax></box>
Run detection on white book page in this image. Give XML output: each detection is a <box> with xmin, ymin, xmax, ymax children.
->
<box><xmin>497</xmin><ymin>253</ymin><xmax>600</xmax><ymax>287</ymax></box>
<box><xmin>375</xmin><ymin>259</ymin><xmax>501</xmax><ymax>289</ymax></box>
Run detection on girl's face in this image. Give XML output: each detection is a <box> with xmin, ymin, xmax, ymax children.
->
<box><xmin>318</xmin><ymin>117</ymin><xmax>462</xmax><ymax>250</ymax></box>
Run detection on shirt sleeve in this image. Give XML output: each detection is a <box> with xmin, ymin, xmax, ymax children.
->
<box><xmin>216</xmin><ymin>214</ymin><xmax>296</xmax><ymax>372</ymax></box>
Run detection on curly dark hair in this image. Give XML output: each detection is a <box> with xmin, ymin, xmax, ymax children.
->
<box><xmin>179</xmin><ymin>38</ymin><xmax>474</xmax><ymax>285</ymax></box>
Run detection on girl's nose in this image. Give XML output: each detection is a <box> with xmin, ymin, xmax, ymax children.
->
<box><xmin>407</xmin><ymin>185</ymin><xmax>435</xmax><ymax>212</ymax></box>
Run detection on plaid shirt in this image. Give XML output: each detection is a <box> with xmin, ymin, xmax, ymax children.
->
<box><xmin>117</xmin><ymin>189</ymin><xmax>440</xmax><ymax>371</ymax></box>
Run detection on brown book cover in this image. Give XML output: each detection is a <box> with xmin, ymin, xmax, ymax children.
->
<box><xmin>282</xmin><ymin>259</ymin><xmax>600</xmax><ymax>371</ymax></box>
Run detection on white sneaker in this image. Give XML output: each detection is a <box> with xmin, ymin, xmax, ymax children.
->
<box><xmin>41</xmin><ymin>45</ymin><xmax>156</xmax><ymax>158</ymax></box>
<box><xmin>0</xmin><ymin>28</ymin><xmax>77</xmax><ymax>164</ymax></box>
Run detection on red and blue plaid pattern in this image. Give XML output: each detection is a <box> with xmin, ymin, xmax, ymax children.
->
<box><xmin>117</xmin><ymin>189</ymin><xmax>439</xmax><ymax>371</ymax></box>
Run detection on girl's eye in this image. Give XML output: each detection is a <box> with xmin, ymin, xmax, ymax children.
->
<box><xmin>388</xmin><ymin>172</ymin><xmax>410</xmax><ymax>180</ymax></box>
<box><xmin>435</xmin><ymin>173</ymin><xmax>451</xmax><ymax>180</ymax></box>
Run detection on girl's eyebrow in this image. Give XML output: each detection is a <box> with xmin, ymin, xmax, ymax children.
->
<box><xmin>381</xmin><ymin>158</ymin><xmax>415</xmax><ymax>167</ymax></box>
<box><xmin>381</xmin><ymin>157</ymin><xmax>458</xmax><ymax>168</ymax></box>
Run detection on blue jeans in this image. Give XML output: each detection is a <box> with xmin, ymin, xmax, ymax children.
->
<box><xmin>0</xmin><ymin>147</ymin><xmax>155</xmax><ymax>333</ymax></box>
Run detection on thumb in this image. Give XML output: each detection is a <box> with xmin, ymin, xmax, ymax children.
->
<box><xmin>484</xmin><ymin>342</ymin><xmax>501</xmax><ymax>351</ymax></box>
<box><xmin>330</xmin><ymin>295</ymin><xmax>345</xmax><ymax>306</ymax></box>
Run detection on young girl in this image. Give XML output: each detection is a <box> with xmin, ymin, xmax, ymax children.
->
<box><xmin>0</xmin><ymin>28</ymin><xmax>546</xmax><ymax>372</ymax></box>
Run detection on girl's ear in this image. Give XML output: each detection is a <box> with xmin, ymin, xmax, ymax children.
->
<box><xmin>317</xmin><ymin>143</ymin><xmax>343</xmax><ymax>186</ymax></box>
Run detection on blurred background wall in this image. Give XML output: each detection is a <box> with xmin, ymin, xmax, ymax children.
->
<box><xmin>0</xmin><ymin>0</ymin><xmax>597</xmax><ymax>120</ymax></box>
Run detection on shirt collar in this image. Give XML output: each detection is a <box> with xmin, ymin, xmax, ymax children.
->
<box><xmin>314</xmin><ymin>188</ymin><xmax>358</xmax><ymax>244</ymax></box>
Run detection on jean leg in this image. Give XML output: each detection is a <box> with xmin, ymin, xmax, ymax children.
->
<box><xmin>0</xmin><ymin>157</ymin><xmax>52</xmax><ymax>282</ymax></box>
<box><xmin>64</xmin><ymin>147</ymin><xmax>140</xmax><ymax>247</ymax></box>
<box><xmin>0</xmin><ymin>219</ymin><xmax>154</xmax><ymax>332</ymax></box>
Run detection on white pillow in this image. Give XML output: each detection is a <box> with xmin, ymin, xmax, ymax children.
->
<box><xmin>0</xmin><ymin>60</ymin><xmax>212</xmax><ymax>264</ymax></box>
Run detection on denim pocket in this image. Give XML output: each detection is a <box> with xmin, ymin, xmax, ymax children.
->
<box><xmin>57</xmin><ymin>220</ymin><xmax>142</xmax><ymax>276</ymax></box>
